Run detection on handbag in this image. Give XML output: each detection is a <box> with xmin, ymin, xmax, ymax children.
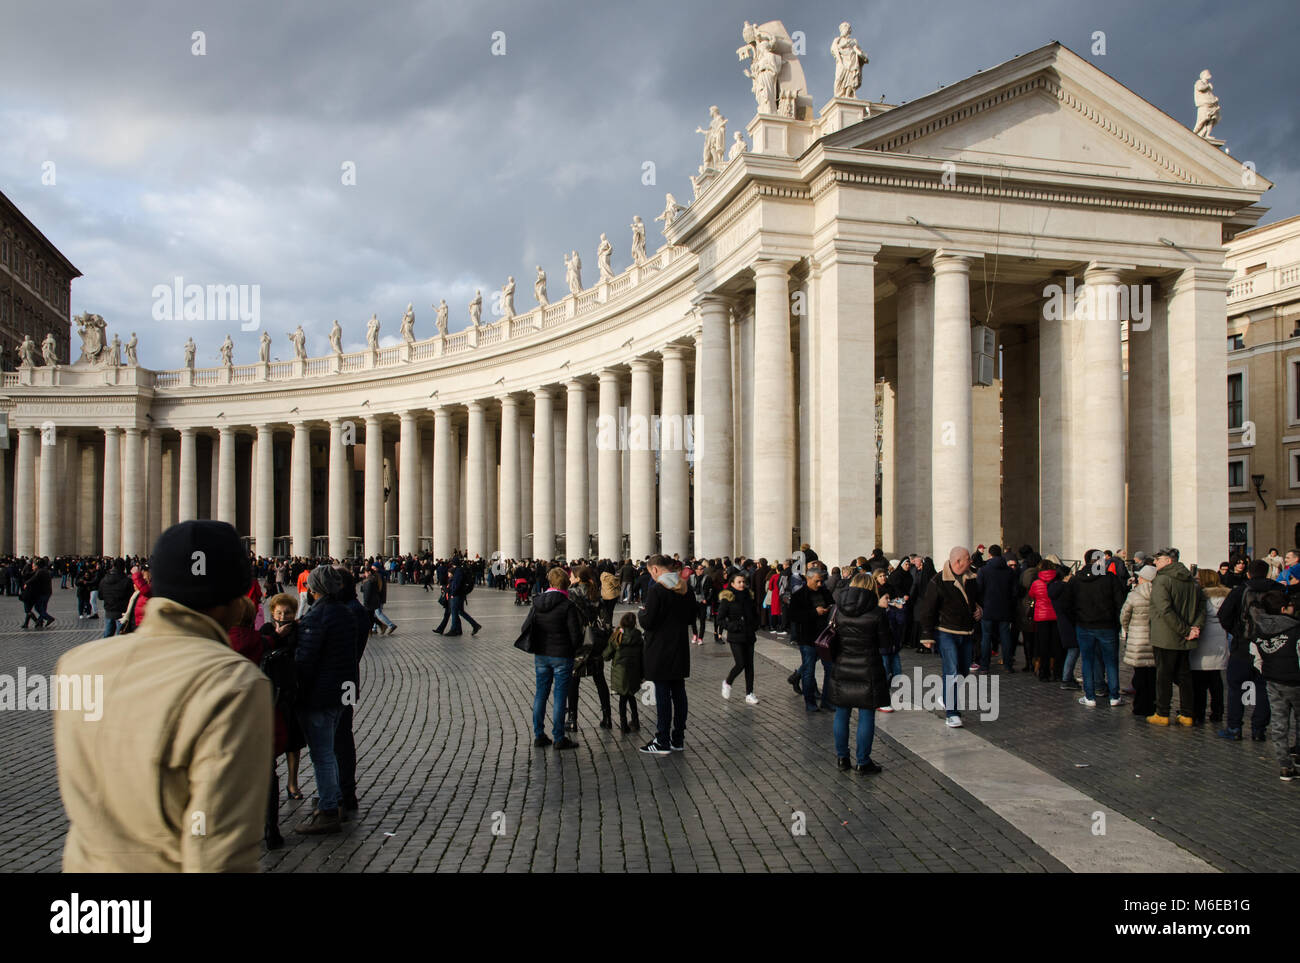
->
<box><xmin>118</xmin><ymin>589</ymin><xmax>141</xmax><ymax>635</ymax></box>
<box><xmin>813</xmin><ymin>606</ymin><xmax>838</xmax><ymax>659</ymax></box>
<box><xmin>514</xmin><ymin>605</ymin><xmax>537</xmax><ymax>653</ymax></box>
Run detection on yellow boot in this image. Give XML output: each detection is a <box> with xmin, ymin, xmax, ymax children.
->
<box><xmin>1146</xmin><ymin>713</ymin><xmax>1171</xmax><ymax>726</ymax></box>
<box><xmin>1177</xmin><ymin>715</ymin><xmax>1195</xmax><ymax>727</ymax></box>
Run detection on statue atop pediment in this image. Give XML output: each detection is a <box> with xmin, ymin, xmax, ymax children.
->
<box><xmin>73</xmin><ymin>312</ymin><xmax>109</xmax><ymax>365</ymax></box>
<box><xmin>1193</xmin><ymin>69</ymin><xmax>1221</xmax><ymax>139</ymax></box>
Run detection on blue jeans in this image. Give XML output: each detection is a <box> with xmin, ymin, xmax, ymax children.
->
<box><xmin>799</xmin><ymin>645</ymin><xmax>831</xmax><ymax>709</ymax></box>
<box><xmin>981</xmin><ymin>619</ymin><xmax>1011</xmax><ymax>668</ymax></box>
<box><xmin>372</xmin><ymin>606</ymin><xmax>394</xmax><ymax>629</ymax></box>
<box><xmin>1225</xmin><ymin>656</ymin><xmax>1270</xmax><ymax>733</ymax></box>
<box><xmin>881</xmin><ymin>651</ymin><xmax>902</xmax><ymax>682</ymax></box>
<box><xmin>654</xmin><ymin>679</ymin><xmax>688</xmax><ymax>747</ymax></box>
<box><xmin>301</xmin><ymin>706</ymin><xmax>343</xmax><ymax>811</ymax></box>
<box><xmin>533</xmin><ymin>656</ymin><xmax>573</xmax><ymax>740</ymax></box>
<box><xmin>1075</xmin><ymin>627</ymin><xmax>1119</xmax><ymax>699</ymax></box>
<box><xmin>833</xmin><ymin>705</ymin><xmax>877</xmax><ymax>765</ymax></box>
<box><xmin>1062</xmin><ymin>647</ymin><xmax>1079</xmax><ymax>683</ymax></box>
<box><xmin>101</xmin><ymin>615</ymin><xmax>120</xmax><ymax>638</ymax></box>
<box><xmin>937</xmin><ymin>631</ymin><xmax>972</xmax><ymax>718</ymax></box>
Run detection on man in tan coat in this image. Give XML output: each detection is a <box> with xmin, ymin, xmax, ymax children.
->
<box><xmin>55</xmin><ymin>520</ymin><xmax>271</xmax><ymax>872</ymax></box>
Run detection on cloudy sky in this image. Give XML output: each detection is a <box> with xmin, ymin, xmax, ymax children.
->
<box><xmin>2</xmin><ymin>0</ymin><xmax>1297</xmax><ymax>368</ymax></box>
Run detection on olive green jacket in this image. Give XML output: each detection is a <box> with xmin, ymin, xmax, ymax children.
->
<box><xmin>1148</xmin><ymin>562</ymin><xmax>1205</xmax><ymax>651</ymax></box>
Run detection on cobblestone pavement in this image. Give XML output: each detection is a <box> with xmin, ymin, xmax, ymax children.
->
<box><xmin>1</xmin><ymin>583</ymin><xmax>1292</xmax><ymax>872</ymax></box>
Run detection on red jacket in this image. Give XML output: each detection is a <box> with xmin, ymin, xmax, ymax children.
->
<box><xmin>1028</xmin><ymin>569</ymin><xmax>1059</xmax><ymax>622</ymax></box>
<box><xmin>129</xmin><ymin>570</ymin><xmax>153</xmax><ymax>628</ymax></box>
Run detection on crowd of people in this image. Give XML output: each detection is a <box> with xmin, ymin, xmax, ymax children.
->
<box><xmin>25</xmin><ymin>526</ymin><xmax>1300</xmax><ymax>871</ymax></box>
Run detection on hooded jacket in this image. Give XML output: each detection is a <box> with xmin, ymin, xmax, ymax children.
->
<box><xmin>1250</xmin><ymin>610</ymin><xmax>1300</xmax><ymax>683</ymax></box>
<box><xmin>1068</xmin><ymin>570</ymin><xmax>1125</xmax><ymax>629</ymax></box>
<box><xmin>530</xmin><ymin>588</ymin><xmax>583</xmax><ymax>659</ymax></box>
<box><xmin>824</xmin><ymin>586</ymin><xmax>891</xmax><ymax>710</ymax></box>
<box><xmin>1149</xmin><ymin>561</ymin><xmax>1206</xmax><ymax>651</ymax></box>
<box><xmin>1120</xmin><ymin>580</ymin><xmax>1155</xmax><ymax>667</ymax></box>
<box><xmin>975</xmin><ymin>555</ymin><xmax>1017</xmax><ymax>622</ymax></box>
<box><xmin>294</xmin><ymin>596</ymin><xmax>359</xmax><ymax>710</ymax></box>
<box><xmin>639</xmin><ymin>572</ymin><xmax>695</xmax><ymax>681</ymax></box>
<box><xmin>716</xmin><ymin>586</ymin><xmax>759</xmax><ymax>644</ymax></box>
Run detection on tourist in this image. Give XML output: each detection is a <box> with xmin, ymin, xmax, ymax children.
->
<box><xmin>444</xmin><ymin>560</ymin><xmax>482</xmax><ymax>636</ymax></box>
<box><xmin>689</xmin><ymin>562</ymin><xmax>713</xmax><ymax>645</ymax></box>
<box><xmin>260</xmin><ymin>592</ymin><xmax>303</xmax><ymax>843</ymax></box>
<box><xmin>1264</xmin><ymin>547</ymin><xmax>1284</xmax><ymax>581</ymax></box>
<box><xmin>293</xmin><ymin>565</ymin><xmax>359</xmax><ymax>834</ymax></box>
<box><xmin>1050</xmin><ymin>562</ymin><xmax>1079</xmax><ymax>689</ymax></box>
<box><xmin>788</xmin><ymin>565</ymin><xmax>836</xmax><ymax>712</ymax></box>
<box><xmin>1191</xmin><ymin>569</ymin><xmax>1229</xmax><ymax>725</ymax></box>
<box><xmin>1217</xmin><ymin>558</ymin><xmax>1274</xmax><ymax>741</ymax></box>
<box><xmin>1028</xmin><ymin>554</ymin><xmax>1063</xmax><ymax>683</ymax></box>
<box><xmin>331</xmin><ymin>566</ymin><xmax>370</xmax><ymax>821</ymax></box>
<box><xmin>1121</xmin><ymin>566</ymin><xmax>1159</xmax><ymax>716</ymax></box>
<box><xmin>529</xmin><ymin>566</ymin><xmax>582</xmax><ymax>750</ymax></box>
<box><xmin>97</xmin><ymin>559</ymin><xmax>132</xmax><ymax>637</ymax></box>
<box><xmin>638</xmin><ymin>555</ymin><xmax>696</xmax><ymax>755</ymax></box>
<box><xmin>567</xmin><ymin>566</ymin><xmax>611</xmax><ymax>731</ymax></box>
<box><xmin>20</xmin><ymin>557</ymin><xmax>54</xmax><ymax>629</ymax></box>
<box><xmin>1249</xmin><ymin>592</ymin><xmax>1300</xmax><ymax>780</ymax></box>
<box><xmin>975</xmin><ymin>544</ymin><xmax>1017</xmax><ymax>671</ymax></box>
<box><xmin>619</xmin><ymin>558</ymin><xmax>636</xmax><ymax>603</ymax></box>
<box><xmin>599</xmin><ymin>567</ymin><xmax>620</xmax><ymax>626</ymax></box>
<box><xmin>916</xmin><ymin>547</ymin><xmax>983</xmax><ymax>727</ymax></box>
<box><xmin>1147</xmin><ymin>547</ymin><xmax>1205</xmax><ymax>727</ymax></box>
<box><xmin>53</xmin><ymin>520</ymin><xmax>271</xmax><ymax>871</ymax></box>
<box><xmin>826</xmin><ymin>571</ymin><xmax>890</xmax><ymax>773</ymax></box>
<box><xmin>362</xmin><ymin>564</ymin><xmax>395</xmax><ymax>635</ymax></box>
<box><xmin>716</xmin><ymin>570</ymin><xmax>760</xmax><ymax>704</ymax></box>
<box><xmin>1068</xmin><ymin>549</ymin><xmax>1126</xmax><ymax>708</ymax></box>
<box><xmin>603</xmin><ymin>612</ymin><xmax>644</xmax><ymax>732</ymax></box>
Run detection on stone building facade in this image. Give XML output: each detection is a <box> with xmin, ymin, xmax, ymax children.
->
<box><xmin>0</xmin><ymin>189</ymin><xmax>79</xmax><ymax>372</ymax></box>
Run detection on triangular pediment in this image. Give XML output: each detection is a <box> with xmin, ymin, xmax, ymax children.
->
<box><xmin>824</xmin><ymin>43</ymin><xmax>1270</xmax><ymax>194</ymax></box>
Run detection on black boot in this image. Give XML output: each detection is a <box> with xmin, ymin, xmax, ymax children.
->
<box><xmin>599</xmin><ymin>711</ymin><xmax>613</xmax><ymax>729</ymax></box>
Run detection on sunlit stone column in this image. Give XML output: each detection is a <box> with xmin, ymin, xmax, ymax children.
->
<box><xmin>217</xmin><ymin>425</ymin><xmax>237</xmax><ymax>526</ymax></box>
<box><xmin>1039</xmin><ymin>272</ymin><xmax>1071</xmax><ymax>556</ymax></box>
<box><xmin>895</xmin><ymin>265</ymin><xmax>933</xmax><ymax>558</ymax></box>
<box><xmin>290</xmin><ymin>421</ymin><xmax>312</xmax><ymax>557</ymax></box>
<box><xmin>79</xmin><ymin>440</ymin><xmax>97</xmax><ymax>554</ymax></box>
<box><xmin>432</xmin><ymin>408</ymin><xmax>455</xmax><ymax>558</ymax></box>
<box><xmin>485</xmin><ymin>413</ymin><xmax>499</xmax><ymax>558</ymax></box>
<box><xmin>364</xmin><ymin>416</ymin><xmax>384</xmax><ymax>558</ymax></box>
<box><xmin>37</xmin><ymin>426</ymin><xmax>58</xmax><ymax>560</ymax></box>
<box><xmin>102</xmin><ymin>427</ymin><xmax>122</xmax><ymax>557</ymax></box>
<box><xmin>178</xmin><ymin>427</ymin><xmax>198</xmax><ymax>523</ymax></box>
<box><xmin>256</xmin><ymin>424</ymin><xmax>275</xmax><ymax>557</ymax></box>
<box><xmin>328</xmin><ymin>418</ymin><xmax>349</xmax><ymax>560</ymax></box>
<box><xmin>420</xmin><ymin>431</ymin><xmax>433</xmax><ymax>550</ymax></box>
<box><xmin>518</xmin><ymin>410</ymin><xmax>533</xmax><ymax>559</ymax></box>
<box><xmin>565</xmin><ymin>380</ymin><xmax>588</xmax><ymax>560</ymax></box>
<box><xmin>464</xmin><ymin>401</ymin><xmax>486</xmax><ymax>558</ymax></box>
<box><xmin>14</xmin><ymin>427</ymin><xmax>35</xmax><ymax>557</ymax></box>
<box><xmin>930</xmin><ymin>253</ymin><xmax>973</xmax><ymax>559</ymax></box>
<box><xmin>659</xmin><ymin>347</ymin><xmax>689</xmax><ymax>558</ymax></box>
<box><xmin>629</xmin><ymin>359</ymin><xmax>656</xmax><ymax>559</ymax></box>
<box><xmin>147</xmin><ymin>428</ymin><xmax>163</xmax><ymax>548</ymax></box>
<box><xmin>695</xmin><ymin>297</ymin><xmax>732</xmax><ymax>559</ymax></box>
<box><xmin>532</xmin><ymin>389</ymin><xmax>555</xmax><ymax>560</ymax></box>
<box><xmin>123</xmin><ymin>428</ymin><xmax>145</xmax><ymax>557</ymax></box>
<box><xmin>398</xmin><ymin>410</ymin><xmax>421</xmax><ymax>555</ymax></box>
<box><xmin>1077</xmin><ymin>263</ymin><xmax>1128</xmax><ymax>555</ymax></box>
<box><xmin>499</xmin><ymin>395</ymin><xmax>521</xmax><ymax>561</ymax></box>
<box><xmin>752</xmin><ymin>259</ymin><xmax>795</xmax><ymax>561</ymax></box>
<box><xmin>597</xmin><ymin>369</ymin><xmax>622</xmax><ymax>561</ymax></box>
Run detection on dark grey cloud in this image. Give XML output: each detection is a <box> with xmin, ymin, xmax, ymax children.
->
<box><xmin>1</xmin><ymin>0</ymin><xmax>1295</xmax><ymax>368</ymax></box>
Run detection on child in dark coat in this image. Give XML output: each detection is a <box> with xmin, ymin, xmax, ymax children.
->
<box><xmin>603</xmin><ymin>612</ymin><xmax>644</xmax><ymax>732</ymax></box>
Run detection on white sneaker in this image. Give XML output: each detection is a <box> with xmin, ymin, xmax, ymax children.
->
<box><xmin>1110</xmin><ymin>697</ymin><xmax>1124</xmax><ymax>707</ymax></box>
<box><xmin>878</xmin><ymin>706</ymin><xmax>895</xmax><ymax>713</ymax></box>
<box><xmin>945</xmin><ymin>716</ymin><xmax>964</xmax><ymax>728</ymax></box>
<box><xmin>745</xmin><ymin>693</ymin><xmax>759</xmax><ymax>705</ymax></box>
<box><xmin>1079</xmin><ymin>696</ymin><xmax>1097</xmax><ymax>708</ymax></box>
<box><xmin>721</xmin><ymin>681</ymin><xmax>732</xmax><ymax>700</ymax></box>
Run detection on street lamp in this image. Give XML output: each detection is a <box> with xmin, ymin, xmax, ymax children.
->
<box><xmin>1252</xmin><ymin>473</ymin><xmax>1267</xmax><ymax>509</ymax></box>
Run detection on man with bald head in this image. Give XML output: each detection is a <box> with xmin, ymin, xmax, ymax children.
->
<box><xmin>916</xmin><ymin>547</ymin><xmax>984</xmax><ymax>728</ymax></box>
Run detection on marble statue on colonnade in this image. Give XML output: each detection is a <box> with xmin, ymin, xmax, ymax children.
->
<box><xmin>695</xmin><ymin>105</ymin><xmax>727</xmax><ymax>171</ymax></box>
<box><xmin>73</xmin><ymin>312</ymin><xmax>108</xmax><ymax>365</ymax></box>
<box><xmin>469</xmin><ymin>291</ymin><xmax>482</xmax><ymax>327</ymax></box>
<box><xmin>125</xmin><ymin>332</ymin><xmax>138</xmax><ymax>366</ymax></box>
<box><xmin>18</xmin><ymin>334</ymin><xmax>36</xmax><ymax>368</ymax></box>
<box><xmin>258</xmin><ymin>330</ymin><xmax>271</xmax><ymax>363</ymax></box>
<box><xmin>183</xmin><ymin>337</ymin><xmax>196</xmax><ymax>369</ymax></box>
<box><xmin>108</xmin><ymin>334</ymin><xmax>122</xmax><ymax>367</ymax></box>
<box><xmin>329</xmin><ymin>319</ymin><xmax>343</xmax><ymax>355</ymax></box>
<box><xmin>534</xmin><ymin>266</ymin><xmax>548</xmax><ymax>307</ymax></box>
<box><xmin>630</xmin><ymin>216</ymin><xmax>647</xmax><ymax>265</ymax></box>
<box><xmin>656</xmin><ymin>193</ymin><xmax>686</xmax><ymax>235</ymax></box>
<box><xmin>830</xmin><ymin>22</ymin><xmax>868</xmax><ymax>98</ymax></box>
<box><xmin>435</xmin><ymin>299</ymin><xmax>449</xmax><ymax>335</ymax></box>
<box><xmin>597</xmin><ymin>234</ymin><xmax>614</xmax><ymax>283</ymax></box>
<box><xmin>565</xmin><ymin>251</ymin><xmax>582</xmax><ymax>295</ymax></box>
<box><xmin>366</xmin><ymin>313</ymin><xmax>381</xmax><ymax>349</ymax></box>
<box><xmin>1193</xmin><ymin>69</ymin><xmax>1221</xmax><ymax>139</ymax></box>
<box><xmin>400</xmin><ymin>303</ymin><xmax>416</xmax><ymax>344</ymax></box>
<box><xmin>290</xmin><ymin>325</ymin><xmax>308</xmax><ymax>361</ymax></box>
<box><xmin>41</xmin><ymin>333</ymin><xmax>57</xmax><ymax>366</ymax></box>
<box><xmin>501</xmin><ymin>278</ymin><xmax>515</xmax><ymax>319</ymax></box>
<box><xmin>729</xmin><ymin>132</ymin><xmax>748</xmax><ymax>161</ymax></box>
<box><xmin>219</xmin><ymin>334</ymin><xmax>234</xmax><ymax>367</ymax></box>
<box><xmin>738</xmin><ymin>21</ymin><xmax>782</xmax><ymax>114</ymax></box>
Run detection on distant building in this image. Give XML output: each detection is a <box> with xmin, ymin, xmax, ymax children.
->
<box><xmin>1224</xmin><ymin>215</ymin><xmax>1300</xmax><ymax>557</ymax></box>
<box><xmin>0</xmin><ymin>188</ymin><xmax>81</xmax><ymax>370</ymax></box>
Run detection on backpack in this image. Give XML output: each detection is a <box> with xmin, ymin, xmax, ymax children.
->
<box><xmin>1233</xmin><ymin>588</ymin><xmax>1269</xmax><ymax>657</ymax></box>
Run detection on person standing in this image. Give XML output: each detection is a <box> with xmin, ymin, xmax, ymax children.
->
<box><xmin>788</xmin><ymin>566</ymin><xmax>836</xmax><ymax>712</ymax></box>
<box><xmin>916</xmin><ymin>547</ymin><xmax>983</xmax><ymax>727</ymax></box>
<box><xmin>975</xmin><ymin>545</ymin><xmax>1017</xmax><ymax>671</ymax></box>
<box><xmin>1217</xmin><ymin>558</ymin><xmax>1275</xmax><ymax>740</ymax></box>
<box><xmin>603</xmin><ymin>612</ymin><xmax>644</xmax><ymax>732</ymax></box>
<box><xmin>1249</xmin><ymin>592</ymin><xmax>1300</xmax><ymax>780</ymax></box>
<box><xmin>1121</xmin><ymin>566</ymin><xmax>1158</xmax><ymax>716</ymax></box>
<box><xmin>826</xmin><ymin>572</ymin><xmax>892</xmax><ymax>772</ymax></box>
<box><xmin>1190</xmin><ymin>570</ymin><xmax>1230</xmax><ymax>725</ymax></box>
<box><xmin>54</xmin><ymin>520</ymin><xmax>271</xmax><ymax>871</ymax></box>
<box><xmin>1068</xmin><ymin>549</ymin><xmax>1126</xmax><ymax>708</ymax></box>
<box><xmin>1028</xmin><ymin>556</ymin><xmax>1063</xmax><ymax>683</ymax></box>
<box><xmin>1147</xmin><ymin>547</ymin><xmax>1205</xmax><ymax>727</ymax></box>
<box><xmin>638</xmin><ymin>555</ymin><xmax>696</xmax><ymax>755</ymax></box>
<box><xmin>528</xmin><ymin>567</ymin><xmax>582</xmax><ymax>749</ymax></box>
<box><xmin>332</xmin><ymin>566</ymin><xmax>370</xmax><ymax>821</ymax></box>
<box><xmin>717</xmin><ymin>571</ymin><xmax>760</xmax><ymax>704</ymax></box>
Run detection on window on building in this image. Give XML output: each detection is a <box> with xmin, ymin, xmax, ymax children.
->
<box><xmin>1227</xmin><ymin>372</ymin><xmax>1244</xmax><ymax>429</ymax></box>
<box><xmin>1229</xmin><ymin>459</ymin><xmax>1245</xmax><ymax>490</ymax></box>
<box><xmin>1229</xmin><ymin>521</ymin><xmax>1249</xmax><ymax>558</ymax></box>
<box><xmin>1228</xmin><ymin>333</ymin><xmax>1244</xmax><ymax>351</ymax></box>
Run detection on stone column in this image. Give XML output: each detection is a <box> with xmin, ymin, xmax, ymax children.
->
<box><xmin>894</xmin><ymin>264</ymin><xmax>933</xmax><ymax>557</ymax></box>
<box><xmin>384</xmin><ymin>439</ymin><xmax>398</xmax><ymax>554</ymax></box>
<box><xmin>1000</xmin><ymin>335</ymin><xmax>1040</xmax><ymax>553</ymax></box>
<box><xmin>256</xmin><ymin>424</ymin><xmax>275</xmax><ymax>557</ymax></box>
<box><xmin>123</xmin><ymin>428</ymin><xmax>145</xmax><ymax>557</ymax></box>
<box><xmin>485</xmin><ymin>414</ymin><xmax>499</xmax><ymax>558</ymax></box>
<box><xmin>14</xmin><ymin>427</ymin><xmax>36</xmax><ymax>557</ymax></box>
<box><xmin>178</xmin><ymin>427</ymin><xmax>198</xmax><ymax>523</ymax></box>
<box><xmin>519</xmin><ymin>409</ymin><xmax>533</xmax><ymax>559</ymax></box>
<box><xmin>930</xmin><ymin>253</ymin><xmax>973</xmax><ymax>559</ymax></box>
<box><xmin>629</xmin><ymin>359</ymin><xmax>656</xmax><ymax>559</ymax></box>
<box><xmin>1039</xmin><ymin>272</ymin><xmax>1071</xmax><ymax>556</ymax></box>
<box><xmin>597</xmin><ymin>369</ymin><xmax>622</xmax><ymax>561</ymax></box>
<box><xmin>79</xmin><ymin>440</ymin><xmax>97</xmax><ymax>554</ymax></box>
<box><xmin>659</xmin><ymin>347</ymin><xmax>690</xmax><ymax>558</ymax></box>
<box><xmin>880</xmin><ymin>377</ymin><xmax>896</xmax><ymax>555</ymax></box>
<box><xmin>364</xmin><ymin>416</ymin><xmax>384</xmax><ymax>558</ymax></box>
<box><xmin>102</xmin><ymin>427</ymin><xmax>122</xmax><ymax>557</ymax></box>
<box><xmin>398</xmin><ymin>410</ymin><xmax>421</xmax><ymax>555</ymax></box>
<box><xmin>499</xmin><ymin>395</ymin><xmax>521</xmax><ymax>561</ymax></box>
<box><xmin>147</xmin><ymin>428</ymin><xmax>163</xmax><ymax>548</ymax></box>
<box><xmin>1077</xmin><ymin>263</ymin><xmax>1128</xmax><ymax>554</ymax></box>
<box><xmin>565</xmin><ymin>380</ymin><xmax>588</xmax><ymax>560</ymax></box>
<box><xmin>328</xmin><ymin>418</ymin><xmax>349</xmax><ymax>559</ymax></box>
<box><xmin>1166</xmin><ymin>266</ymin><xmax>1234</xmax><ymax>567</ymax></box>
<box><xmin>532</xmin><ymin>389</ymin><xmax>555</xmax><ymax>560</ymax></box>
<box><xmin>695</xmin><ymin>296</ymin><xmax>733</xmax><ymax>559</ymax></box>
<box><xmin>421</xmin><ymin>431</ymin><xmax>434</xmax><ymax>549</ymax></box>
<box><xmin>465</xmin><ymin>401</ymin><xmax>486</xmax><ymax>558</ymax></box>
<box><xmin>161</xmin><ymin>442</ymin><xmax>176</xmax><ymax>533</ymax></box>
<box><xmin>752</xmin><ymin>259</ymin><xmax>795</xmax><ymax>560</ymax></box>
<box><xmin>1128</xmin><ymin>282</ymin><xmax>1170</xmax><ymax>552</ymax></box>
<box><xmin>290</xmin><ymin>422</ymin><xmax>312</xmax><ymax>557</ymax></box>
<box><xmin>432</xmin><ymin>409</ymin><xmax>455</xmax><ymax>558</ymax></box>
<box><xmin>37</xmin><ymin>426</ymin><xmax>58</xmax><ymax>559</ymax></box>
<box><xmin>814</xmin><ymin>243</ymin><xmax>877</xmax><ymax>562</ymax></box>
<box><xmin>217</xmin><ymin>425</ymin><xmax>237</xmax><ymax>525</ymax></box>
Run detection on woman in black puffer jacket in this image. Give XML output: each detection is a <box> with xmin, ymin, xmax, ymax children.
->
<box><xmin>825</xmin><ymin>572</ymin><xmax>891</xmax><ymax>774</ymax></box>
<box><xmin>716</xmin><ymin>571</ymin><xmax>760</xmax><ymax>702</ymax></box>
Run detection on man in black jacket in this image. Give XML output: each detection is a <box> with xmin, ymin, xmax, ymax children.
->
<box><xmin>333</xmin><ymin>566</ymin><xmax>370</xmax><ymax>819</ymax></box>
<box><xmin>21</xmin><ymin>557</ymin><xmax>55</xmax><ymax>629</ymax></box>
<box><xmin>917</xmin><ymin>547</ymin><xmax>983</xmax><ymax>727</ymax></box>
<box><xmin>97</xmin><ymin>560</ymin><xmax>134</xmax><ymax>638</ymax></box>
<box><xmin>529</xmin><ymin>567</ymin><xmax>583</xmax><ymax>749</ymax></box>
<box><xmin>788</xmin><ymin>565</ymin><xmax>835</xmax><ymax>711</ymax></box>
<box><xmin>293</xmin><ymin>565</ymin><xmax>359</xmax><ymax>835</ymax></box>
<box><xmin>1217</xmin><ymin>559</ymin><xmax>1274</xmax><ymax>740</ymax></box>
<box><xmin>638</xmin><ymin>555</ymin><xmax>696</xmax><ymax>754</ymax></box>
<box><xmin>975</xmin><ymin>546</ymin><xmax>1017</xmax><ymax>671</ymax></box>
<box><xmin>1067</xmin><ymin>549</ymin><xmax>1126</xmax><ymax>707</ymax></box>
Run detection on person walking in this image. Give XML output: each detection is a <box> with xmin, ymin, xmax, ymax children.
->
<box><xmin>1147</xmin><ymin>547</ymin><xmax>1205</xmax><ymax>727</ymax></box>
<box><xmin>717</xmin><ymin>570</ymin><xmax>760</xmax><ymax>704</ymax></box>
<box><xmin>527</xmin><ymin>567</ymin><xmax>582</xmax><ymax>750</ymax></box>
<box><xmin>916</xmin><ymin>547</ymin><xmax>983</xmax><ymax>727</ymax></box>
<box><xmin>826</xmin><ymin>572</ymin><xmax>892</xmax><ymax>772</ymax></box>
<box><xmin>1121</xmin><ymin>565</ymin><xmax>1158</xmax><ymax>716</ymax></box>
<box><xmin>788</xmin><ymin>566</ymin><xmax>836</xmax><ymax>711</ymax></box>
<box><xmin>20</xmin><ymin>558</ymin><xmax>54</xmax><ymax>629</ymax></box>
<box><xmin>53</xmin><ymin>520</ymin><xmax>271</xmax><ymax>871</ymax></box>
<box><xmin>638</xmin><ymin>555</ymin><xmax>696</xmax><ymax>755</ymax></box>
